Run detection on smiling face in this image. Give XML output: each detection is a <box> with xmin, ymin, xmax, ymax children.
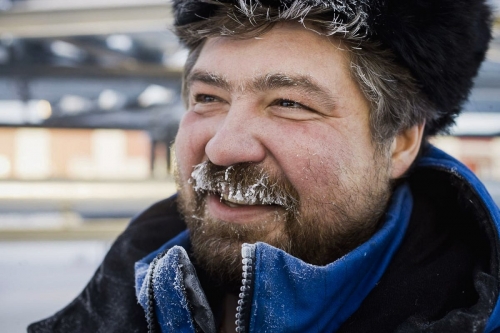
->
<box><xmin>175</xmin><ymin>23</ymin><xmax>393</xmax><ymax>283</ymax></box>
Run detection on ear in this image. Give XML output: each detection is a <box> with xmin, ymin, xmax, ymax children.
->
<box><xmin>390</xmin><ymin>122</ymin><xmax>425</xmax><ymax>179</ymax></box>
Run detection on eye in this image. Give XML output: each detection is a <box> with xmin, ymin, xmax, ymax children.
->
<box><xmin>269</xmin><ymin>98</ymin><xmax>322</xmax><ymax>120</ymax></box>
<box><xmin>191</xmin><ymin>92</ymin><xmax>227</xmax><ymax>115</ymax></box>
<box><xmin>194</xmin><ymin>94</ymin><xmax>219</xmax><ymax>103</ymax></box>
<box><xmin>273</xmin><ymin>99</ymin><xmax>315</xmax><ymax>112</ymax></box>
<box><xmin>277</xmin><ymin>99</ymin><xmax>303</xmax><ymax>108</ymax></box>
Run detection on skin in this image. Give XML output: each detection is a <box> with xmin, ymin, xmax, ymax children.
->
<box><xmin>174</xmin><ymin>22</ymin><xmax>424</xmax><ymax>332</ymax></box>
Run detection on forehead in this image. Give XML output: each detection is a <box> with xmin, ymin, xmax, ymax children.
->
<box><xmin>190</xmin><ymin>22</ymin><xmax>354</xmax><ymax>90</ymax></box>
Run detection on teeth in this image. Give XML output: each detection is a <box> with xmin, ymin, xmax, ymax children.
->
<box><xmin>223</xmin><ymin>200</ymin><xmax>241</xmax><ymax>208</ymax></box>
<box><xmin>220</xmin><ymin>193</ymin><xmax>258</xmax><ymax>206</ymax></box>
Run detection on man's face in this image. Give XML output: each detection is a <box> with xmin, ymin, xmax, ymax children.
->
<box><xmin>175</xmin><ymin>23</ymin><xmax>392</xmax><ymax>283</ymax></box>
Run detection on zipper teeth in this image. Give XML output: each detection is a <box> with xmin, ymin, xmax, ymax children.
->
<box><xmin>147</xmin><ymin>250</ymin><xmax>168</xmax><ymax>333</ymax></box>
<box><xmin>147</xmin><ymin>255</ymin><xmax>160</xmax><ymax>333</ymax></box>
<box><xmin>235</xmin><ymin>243</ymin><xmax>256</xmax><ymax>333</ymax></box>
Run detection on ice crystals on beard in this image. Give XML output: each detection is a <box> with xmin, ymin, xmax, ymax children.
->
<box><xmin>190</xmin><ymin>163</ymin><xmax>206</xmax><ymax>192</ymax></box>
<box><xmin>224</xmin><ymin>165</ymin><xmax>233</xmax><ymax>181</ymax></box>
<box><xmin>189</xmin><ymin>162</ymin><xmax>292</xmax><ymax>207</ymax></box>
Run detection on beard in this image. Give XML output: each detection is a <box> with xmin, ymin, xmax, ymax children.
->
<box><xmin>176</xmin><ymin>157</ymin><xmax>392</xmax><ymax>286</ymax></box>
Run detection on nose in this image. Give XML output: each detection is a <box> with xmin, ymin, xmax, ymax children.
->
<box><xmin>205</xmin><ymin>108</ymin><xmax>266</xmax><ymax>166</ymax></box>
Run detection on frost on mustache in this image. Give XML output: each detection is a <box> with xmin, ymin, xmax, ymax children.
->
<box><xmin>189</xmin><ymin>162</ymin><xmax>296</xmax><ymax>208</ymax></box>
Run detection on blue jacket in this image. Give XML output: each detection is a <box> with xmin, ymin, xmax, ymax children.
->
<box><xmin>28</xmin><ymin>145</ymin><xmax>500</xmax><ymax>332</ymax></box>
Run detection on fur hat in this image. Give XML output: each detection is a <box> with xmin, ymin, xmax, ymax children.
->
<box><xmin>172</xmin><ymin>0</ymin><xmax>493</xmax><ymax>134</ymax></box>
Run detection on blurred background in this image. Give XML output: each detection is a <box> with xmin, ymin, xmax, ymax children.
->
<box><xmin>0</xmin><ymin>0</ymin><xmax>499</xmax><ymax>331</ymax></box>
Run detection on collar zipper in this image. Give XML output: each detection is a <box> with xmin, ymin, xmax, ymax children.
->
<box><xmin>147</xmin><ymin>250</ymin><xmax>168</xmax><ymax>333</ymax></box>
<box><xmin>235</xmin><ymin>243</ymin><xmax>256</xmax><ymax>333</ymax></box>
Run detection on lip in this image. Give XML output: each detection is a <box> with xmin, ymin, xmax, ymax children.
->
<box><xmin>206</xmin><ymin>193</ymin><xmax>282</xmax><ymax>224</ymax></box>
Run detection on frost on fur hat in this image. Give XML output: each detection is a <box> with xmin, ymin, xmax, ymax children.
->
<box><xmin>173</xmin><ymin>0</ymin><xmax>492</xmax><ymax>134</ymax></box>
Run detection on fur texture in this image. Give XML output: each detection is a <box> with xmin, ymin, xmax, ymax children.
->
<box><xmin>367</xmin><ymin>0</ymin><xmax>493</xmax><ymax>134</ymax></box>
<box><xmin>172</xmin><ymin>0</ymin><xmax>492</xmax><ymax>134</ymax></box>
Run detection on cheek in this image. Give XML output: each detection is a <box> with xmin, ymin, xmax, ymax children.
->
<box><xmin>291</xmin><ymin>145</ymin><xmax>348</xmax><ymax>192</ymax></box>
<box><xmin>175</xmin><ymin>112</ymin><xmax>214</xmax><ymax>179</ymax></box>
<box><xmin>267</xmin><ymin>122</ymin><xmax>370</xmax><ymax>198</ymax></box>
<box><xmin>265</xmin><ymin>124</ymin><xmax>343</xmax><ymax>189</ymax></box>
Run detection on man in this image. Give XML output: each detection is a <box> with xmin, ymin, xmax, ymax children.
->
<box><xmin>29</xmin><ymin>0</ymin><xmax>500</xmax><ymax>332</ymax></box>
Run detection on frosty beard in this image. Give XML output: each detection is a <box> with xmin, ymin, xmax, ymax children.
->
<box><xmin>176</xmin><ymin>161</ymin><xmax>391</xmax><ymax>285</ymax></box>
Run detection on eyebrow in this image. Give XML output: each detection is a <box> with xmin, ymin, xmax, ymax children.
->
<box><xmin>186</xmin><ymin>71</ymin><xmax>231</xmax><ymax>91</ymax></box>
<box><xmin>187</xmin><ymin>70</ymin><xmax>337</xmax><ymax>110</ymax></box>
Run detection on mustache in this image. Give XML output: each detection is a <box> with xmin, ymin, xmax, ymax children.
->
<box><xmin>189</xmin><ymin>161</ymin><xmax>299</xmax><ymax>210</ymax></box>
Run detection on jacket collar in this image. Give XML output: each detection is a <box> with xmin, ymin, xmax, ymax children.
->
<box><xmin>416</xmin><ymin>145</ymin><xmax>500</xmax><ymax>332</ymax></box>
